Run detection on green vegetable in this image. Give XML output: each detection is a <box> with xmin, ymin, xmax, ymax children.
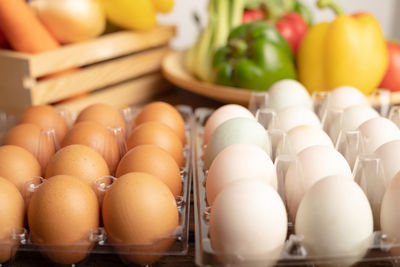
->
<box><xmin>213</xmin><ymin>21</ymin><xmax>297</xmax><ymax>90</ymax></box>
<box><xmin>245</xmin><ymin>0</ymin><xmax>295</xmax><ymax>20</ymax></box>
<box><xmin>185</xmin><ymin>0</ymin><xmax>245</xmax><ymax>82</ymax></box>
<box><xmin>294</xmin><ymin>0</ymin><xmax>313</xmax><ymax>26</ymax></box>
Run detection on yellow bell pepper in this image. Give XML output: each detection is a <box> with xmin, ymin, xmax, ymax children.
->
<box><xmin>297</xmin><ymin>0</ymin><xmax>388</xmax><ymax>95</ymax></box>
<box><xmin>101</xmin><ymin>0</ymin><xmax>174</xmax><ymax>31</ymax></box>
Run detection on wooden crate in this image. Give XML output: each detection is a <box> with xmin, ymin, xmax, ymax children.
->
<box><xmin>0</xmin><ymin>26</ymin><xmax>175</xmax><ymax>114</ymax></box>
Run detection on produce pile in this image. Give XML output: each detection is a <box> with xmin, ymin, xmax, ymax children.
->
<box><xmin>0</xmin><ymin>102</ymin><xmax>189</xmax><ymax>265</ymax></box>
<box><xmin>185</xmin><ymin>0</ymin><xmax>400</xmax><ymax>93</ymax></box>
<box><xmin>0</xmin><ymin>0</ymin><xmax>174</xmax><ymax>52</ymax></box>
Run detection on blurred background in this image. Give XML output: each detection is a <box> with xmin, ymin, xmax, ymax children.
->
<box><xmin>158</xmin><ymin>0</ymin><xmax>400</xmax><ymax>49</ymax></box>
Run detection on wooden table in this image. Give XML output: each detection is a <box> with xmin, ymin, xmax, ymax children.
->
<box><xmin>9</xmin><ymin>88</ymin><xmax>397</xmax><ymax>266</ymax></box>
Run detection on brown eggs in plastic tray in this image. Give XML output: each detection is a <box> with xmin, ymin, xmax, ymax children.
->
<box><xmin>0</xmin><ymin>102</ymin><xmax>192</xmax><ymax>266</ymax></box>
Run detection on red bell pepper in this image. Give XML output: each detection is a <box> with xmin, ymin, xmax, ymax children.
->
<box><xmin>379</xmin><ymin>41</ymin><xmax>400</xmax><ymax>92</ymax></box>
<box><xmin>275</xmin><ymin>12</ymin><xmax>307</xmax><ymax>55</ymax></box>
<box><xmin>242</xmin><ymin>9</ymin><xmax>265</xmax><ymax>24</ymax></box>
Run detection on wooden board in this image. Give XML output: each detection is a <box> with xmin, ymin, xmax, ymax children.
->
<box><xmin>55</xmin><ymin>73</ymin><xmax>172</xmax><ymax>113</ymax></box>
<box><xmin>32</xmin><ymin>47</ymin><xmax>170</xmax><ymax>105</ymax></box>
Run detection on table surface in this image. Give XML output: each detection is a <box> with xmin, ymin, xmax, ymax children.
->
<box><xmin>9</xmin><ymin>88</ymin><xmax>398</xmax><ymax>267</ymax></box>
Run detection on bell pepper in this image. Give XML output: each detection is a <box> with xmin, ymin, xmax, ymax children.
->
<box><xmin>275</xmin><ymin>12</ymin><xmax>308</xmax><ymax>55</ymax></box>
<box><xmin>100</xmin><ymin>0</ymin><xmax>174</xmax><ymax>31</ymax></box>
<box><xmin>379</xmin><ymin>41</ymin><xmax>400</xmax><ymax>92</ymax></box>
<box><xmin>297</xmin><ymin>0</ymin><xmax>388</xmax><ymax>95</ymax></box>
<box><xmin>213</xmin><ymin>21</ymin><xmax>297</xmax><ymax>90</ymax></box>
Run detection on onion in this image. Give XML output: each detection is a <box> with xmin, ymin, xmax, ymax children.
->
<box><xmin>30</xmin><ymin>0</ymin><xmax>106</xmax><ymax>44</ymax></box>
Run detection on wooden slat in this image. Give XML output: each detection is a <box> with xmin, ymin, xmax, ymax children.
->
<box><xmin>30</xmin><ymin>26</ymin><xmax>175</xmax><ymax>77</ymax></box>
<box><xmin>31</xmin><ymin>46</ymin><xmax>170</xmax><ymax>105</ymax></box>
<box><xmin>54</xmin><ymin>73</ymin><xmax>172</xmax><ymax>113</ymax></box>
<box><xmin>0</xmin><ymin>55</ymin><xmax>32</xmax><ymax>114</ymax></box>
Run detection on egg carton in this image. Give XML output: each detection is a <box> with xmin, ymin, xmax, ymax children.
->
<box><xmin>0</xmin><ymin>104</ymin><xmax>193</xmax><ymax>266</ymax></box>
<box><xmin>193</xmin><ymin>105</ymin><xmax>400</xmax><ymax>267</ymax></box>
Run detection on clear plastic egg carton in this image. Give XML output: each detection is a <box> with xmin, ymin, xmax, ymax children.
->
<box><xmin>0</xmin><ymin>104</ymin><xmax>193</xmax><ymax>266</ymax></box>
<box><xmin>193</xmin><ymin>93</ymin><xmax>400</xmax><ymax>267</ymax></box>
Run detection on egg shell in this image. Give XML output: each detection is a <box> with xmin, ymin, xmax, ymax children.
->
<box><xmin>365</xmin><ymin>139</ymin><xmax>400</xmax><ymax>228</ymax></box>
<box><xmin>206</xmin><ymin>143</ymin><xmax>276</xmax><ymax>206</ymax></box>
<box><xmin>126</xmin><ymin>121</ymin><xmax>184</xmax><ymax>167</ymax></box>
<box><xmin>134</xmin><ymin>101</ymin><xmax>186</xmax><ymax>144</ymax></box>
<box><xmin>75</xmin><ymin>103</ymin><xmax>126</xmax><ymax>135</ymax></box>
<box><xmin>4</xmin><ymin>123</ymin><xmax>57</xmax><ymax>173</ymax></box>
<box><xmin>28</xmin><ymin>175</ymin><xmax>99</xmax><ymax>265</ymax></box>
<box><xmin>273</xmin><ymin>106</ymin><xmax>321</xmax><ymax>132</ymax></box>
<box><xmin>267</xmin><ymin>79</ymin><xmax>313</xmax><ymax>112</ymax></box>
<box><xmin>328</xmin><ymin>105</ymin><xmax>379</xmax><ymax>144</ymax></box>
<box><xmin>295</xmin><ymin>175</ymin><xmax>373</xmax><ymax>266</ymax></box>
<box><xmin>380</xmin><ymin>172</ymin><xmax>400</xmax><ymax>256</ymax></box>
<box><xmin>209</xmin><ymin>180</ymin><xmax>287</xmax><ymax>266</ymax></box>
<box><xmin>45</xmin><ymin>144</ymin><xmax>110</xmax><ymax>189</ymax></box>
<box><xmin>203</xmin><ymin>104</ymin><xmax>254</xmax><ymax>145</ymax></box>
<box><xmin>285</xmin><ymin>145</ymin><xmax>352</xmax><ymax>222</ymax></box>
<box><xmin>102</xmin><ymin>172</ymin><xmax>179</xmax><ymax>265</ymax></box>
<box><xmin>358</xmin><ymin>117</ymin><xmax>400</xmax><ymax>154</ymax></box>
<box><xmin>0</xmin><ymin>145</ymin><xmax>41</xmax><ymax>193</ymax></box>
<box><xmin>61</xmin><ymin>121</ymin><xmax>120</xmax><ymax>174</ymax></box>
<box><xmin>277</xmin><ymin>125</ymin><xmax>333</xmax><ymax>156</ymax></box>
<box><xmin>0</xmin><ymin>177</ymin><xmax>24</xmax><ymax>263</ymax></box>
<box><xmin>20</xmin><ymin>105</ymin><xmax>67</xmax><ymax>144</ymax></box>
<box><xmin>116</xmin><ymin>145</ymin><xmax>182</xmax><ymax>196</ymax></box>
<box><xmin>204</xmin><ymin>118</ymin><xmax>270</xmax><ymax>170</ymax></box>
<box><xmin>326</xmin><ymin>86</ymin><xmax>369</xmax><ymax>111</ymax></box>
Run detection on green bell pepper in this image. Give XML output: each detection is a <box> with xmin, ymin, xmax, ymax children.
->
<box><xmin>213</xmin><ymin>21</ymin><xmax>297</xmax><ymax>91</ymax></box>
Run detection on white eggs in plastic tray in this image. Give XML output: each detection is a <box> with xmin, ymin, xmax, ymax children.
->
<box><xmin>193</xmin><ymin>85</ymin><xmax>400</xmax><ymax>266</ymax></box>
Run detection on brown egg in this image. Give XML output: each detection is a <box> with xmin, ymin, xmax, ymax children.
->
<box><xmin>127</xmin><ymin>121</ymin><xmax>184</xmax><ymax>167</ymax></box>
<box><xmin>102</xmin><ymin>172</ymin><xmax>179</xmax><ymax>265</ymax></box>
<box><xmin>75</xmin><ymin>103</ymin><xmax>126</xmax><ymax>135</ymax></box>
<box><xmin>45</xmin><ymin>144</ymin><xmax>110</xmax><ymax>188</ymax></box>
<box><xmin>20</xmin><ymin>105</ymin><xmax>67</xmax><ymax>145</ymax></box>
<box><xmin>4</xmin><ymin>123</ymin><xmax>57</xmax><ymax>173</ymax></box>
<box><xmin>134</xmin><ymin>101</ymin><xmax>186</xmax><ymax>144</ymax></box>
<box><xmin>0</xmin><ymin>177</ymin><xmax>24</xmax><ymax>264</ymax></box>
<box><xmin>28</xmin><ymin>175</ymin><xmax>99</xmax><ymax>265</ymax></box>
<box><xmin>0</xmin><ymin>145</ymin><xmax>41</xmax><ymax>193</ymax></box>
<box><xmin>116</xmin><ymin>145</ymin><xmax>182</xmax><ymax>196</ymax></box>
<box><xmin>61</xmin><ymin>121</ymin><xmax>120</xmax><ymax>174</ymax></box>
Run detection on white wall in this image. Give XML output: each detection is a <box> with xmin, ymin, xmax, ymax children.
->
<box><xmin>158</xmin><ymin>0</ymin><xmax>399</xmax><ymax>50</ymax></box>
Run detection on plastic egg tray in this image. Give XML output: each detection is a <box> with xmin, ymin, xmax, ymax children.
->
<box><xmin>193</xmin><ymin>89</ymin><xmax>400</xmax><ymax>266</ymax></box>
<box><xmin>0</xmin><ymin>104</ymin><xmax>193</xmax><ymax>266</ymax></box>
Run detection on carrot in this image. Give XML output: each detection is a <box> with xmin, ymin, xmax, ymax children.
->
<box><xmin>0</xmin><ymin>0</ymin><xmax>60</xmax><ymax>53</ymax></box>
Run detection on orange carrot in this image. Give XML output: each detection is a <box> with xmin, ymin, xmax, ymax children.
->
<box><xmin>0</xmin><ymin>0</ymin><xmax>60</xmax><ymax>53</ymax></box>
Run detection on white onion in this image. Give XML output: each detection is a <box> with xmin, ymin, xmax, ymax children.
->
<box><xmin>30</xmin><ymin>0</ymin><xmax>106</xmax><ymax>44</ymax></box>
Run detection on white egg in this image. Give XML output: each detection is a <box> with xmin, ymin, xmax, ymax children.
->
<box><xmin>295</xmin><ymin>175</ymin><xmax>373</xmax><ymax>267</ymax></box>
<box><xmin>206</xmin><ymin>144</ymin><xmax>275</xmax><ymax>206</ymax></box>
<box><xmin>326</xmin><ymin>86</ymin><xmax>369</xmax><ymax>111</ymax></box>
<box><xmin>266</xmin><ymin>79</ymin><xmax>313</xmax><ymax>112</ymax></box>
<box><xmin>277</xmin><ymin>125</ymin><xmax>333</xmax><ymax>156</ymax></box>
<box><xmin>209</xmin><ymin>180</ymin><xmax>287</xmax><ymax>266</ymax></box>
<box><xmin>362</xmin><ymin>139</ymin><xmax>400</xmax><ymax>228</ymax></box>
<box><xmin>203</xmin><ymin>104</ymin><xmax>254</xmax><ymax>145</ymax></box>
<box><xmin>272</xmin><ymin>106</ymin><xmax>321</xmax><ymax>132</ymax></box>
<box><xmin>285</xmin><ymin>145</ymin><xmax>352</xmax><ymax>222</ymax></box>
<box><xmin>204</xmin><ymin>118</ymin><xmax>270</xmax><ymax>170</ymax></box>
<box><xmin>380</xmin><ymin>171</ymin><xmax>400</xmax><ymax>256</ymax></box>
<box><xmin>328</xmin><ymin>105</ymin><xmax>380</xmax><ymax>144</ymax></box>
<box><xmin>358</xmin><ymin>117</ymin><xmax>400</xmax><ymax>154</ymax></box>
